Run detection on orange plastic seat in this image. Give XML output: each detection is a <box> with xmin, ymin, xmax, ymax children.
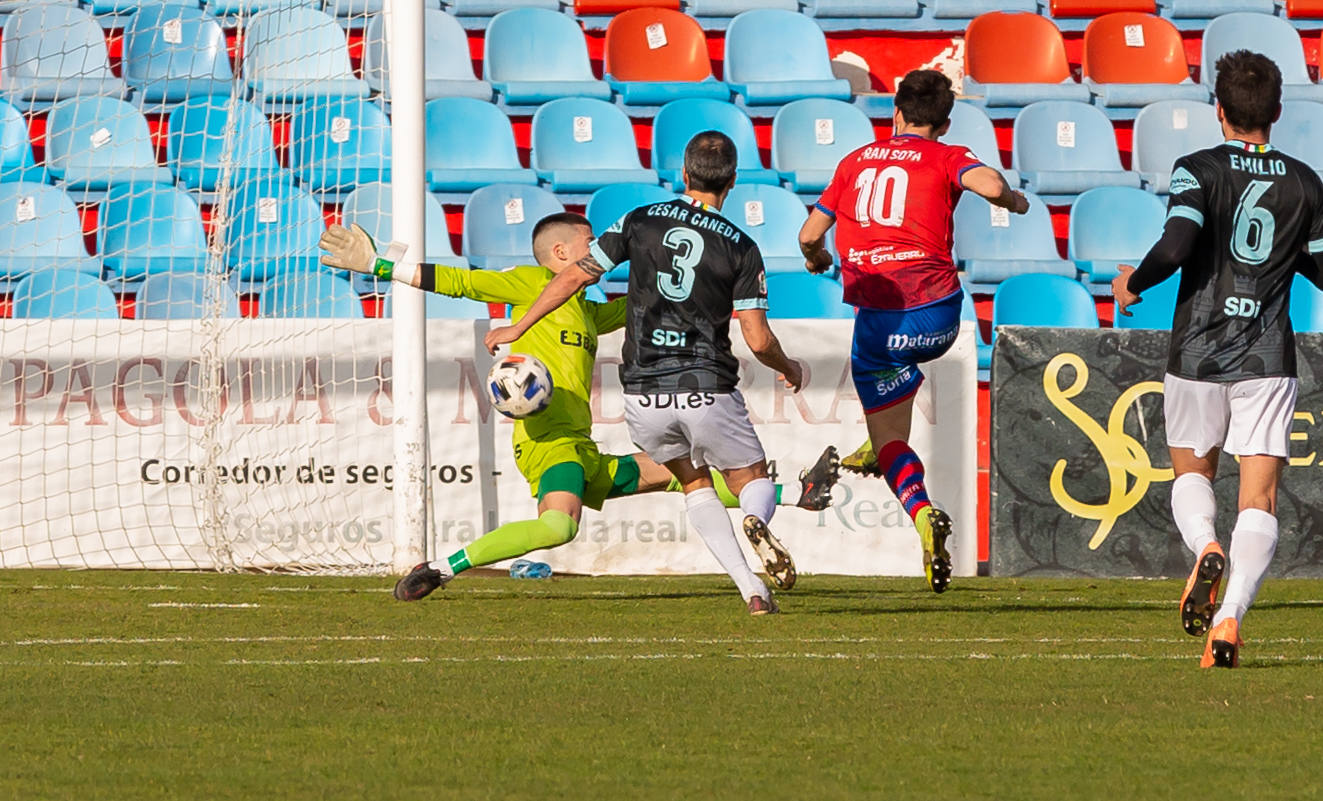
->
<box><xmin>1050</xmin><ymin>0</ymin><xmax>1155</xmax><ymax>17</ymax></box>
<box><xmin>1082</xmin><ymin>12</ymin><xmax>1189</xmax><ymax>84</ymax></box>
<box><xmin>965</xmin><ymin>12</ymin><xmax>1073</xmax><ymax>84</ymax></box>
<box><xmin>577</xmin><ymin>0</ymin><xmax>679</xmax><ymax>13</ymax></box>
<box><xmin>605</xmin><ymin>8</ymin><xmax>713</xmax><ymax>82</ymax></box>
<box><xmin>1286</xmin><ymin>0</ymin><xmax>1323</xmax><ymax>17</ymax></box>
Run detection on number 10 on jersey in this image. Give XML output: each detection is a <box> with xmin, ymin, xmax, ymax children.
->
<box><xmin>853</xmin><ymin>166</ymin><xmax>908</xmax><ymax>228</ymax></box>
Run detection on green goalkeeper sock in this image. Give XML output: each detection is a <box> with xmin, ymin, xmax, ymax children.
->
<box><xmin>446</xmin><ymin>510</ymin><xmax>578</xmax><ymax>572</ymax></box>
<box><xmin>665</xmin><ymin>471</ymin><xmax>782</xmax><ymax>507</ymax></box>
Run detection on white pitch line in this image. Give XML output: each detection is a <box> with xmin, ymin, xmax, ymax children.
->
<box><xmin>147</xmin><ymin>602</ymin><xmax>261</xmax><ymax>609</ymax></box>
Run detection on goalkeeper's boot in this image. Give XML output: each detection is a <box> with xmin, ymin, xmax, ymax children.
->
<box><xmin>841</xmin><ymin>438</ymin><xmax>881</xmax><ymax>477</ymax></box>
<box><xmin>746</xmin><ymin>593</ymin><xmax>780</xmax><ymax>616</ymax></box>
<box><xmin>795</xmin><ymin>446</ymin><xmax>841</xmax><ymax>511</ymax></box>
<box><xmin>742</xmin><ymin>515</ymin><xmax>796</xmax><ymax>591</ymax></box>
<box><xmin>393</xmin><ymin>562</ymin><xmax>448</xmax><ymax>601</ymax></box>
<box><xmin>1180</xmin><ymin>542</ymin><xmax>1226</xmax><ymax>637</ymax></box>
<box><xmin>1201</xmin><ymin>618</ymin><xmax>1242</xmax><ymax>669</ymax></box>
<box><xmin>916</xmin><ymin>506</ymin><xmax>953</xmax><ymax>594</ymax></box>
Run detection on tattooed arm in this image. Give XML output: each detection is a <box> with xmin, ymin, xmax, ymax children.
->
<box><xmin>482</xmin><ymin>251</ymin><xmax>605</xmax><ymax>354</ymax></box>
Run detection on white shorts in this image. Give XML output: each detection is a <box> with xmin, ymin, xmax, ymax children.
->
<box><xmin>1163</xmin><ymin>373</ymin><xmax>1298</xmax><ymax>458</ymax></box>
<box><xmin>623</xmin><ymin>389</ymin><xmax>766</xmax><ymax>470</ymax></box>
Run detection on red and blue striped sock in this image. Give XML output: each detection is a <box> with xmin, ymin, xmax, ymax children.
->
<box><xmin>877</xmin><ymin>440</ymin><xmax>931</xmax><ymax>523</ymax></box>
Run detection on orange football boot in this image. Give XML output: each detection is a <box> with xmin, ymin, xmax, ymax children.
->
<box><xmin>1181</xmin><ymin>542</ymin><xmax>1226</xmax><ymax>637</ymax></box>
<box><xmin>1201</xmin><ymin>618</ymin><xmax>1242</xmax><ymax>669</ymax></box>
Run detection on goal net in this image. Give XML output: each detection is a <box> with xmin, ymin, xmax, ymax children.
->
<box><xmin>0</xmin><ymin>1</ymin><xmax>440</xmax><ymax>573</ymax></box>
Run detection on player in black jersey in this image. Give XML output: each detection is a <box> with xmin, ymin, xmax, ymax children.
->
<box><xmin>485</xmin><ymin>132</ymin><xmax>804</xmax><ymax>614</ymax></box>
<box><xmin>1113</xmin><ymin>51</ymin><xmax>1323</xmax><ymax>668</ymax></box>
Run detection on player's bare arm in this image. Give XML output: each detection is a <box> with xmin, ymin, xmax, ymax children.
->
<box><xmin>798</xmin><ymin>209</ymin><xmax>837</xmax><ymax>274</ymax></box>
<box><xmin>483</xmin><ymin>252</ymin><xmax>603</xmax><ymax>354</ymax></box>
<box><xmin>736</xmin><ymin>309</ymin><xmax>804</xmax><ymax>391</ymax></box>
<box><xmin>960</xmin><ymin>165</ymin><xmax>1029</xmax><ymax>214</ymax></box>
<box><xmin>1112</xmin><ymin>217</ymin><xmax>1200</xmax><ymax>315</ymax></box>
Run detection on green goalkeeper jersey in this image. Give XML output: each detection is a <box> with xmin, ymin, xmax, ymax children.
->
<box><xmin>427</xmin><ymin>264</ymin><xmax>626</xmax><ymax>448</ymax></box>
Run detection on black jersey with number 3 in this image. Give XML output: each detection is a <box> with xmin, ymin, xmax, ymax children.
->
<box><xmin>589</xmin><ymin>197</ymin><xmax>769</xmax><ymax>394</ymax></box>
<box><xmin>1164</xmin><ymin>140</ymin><xmax>1323</xmax><ymax>381</ymax></box>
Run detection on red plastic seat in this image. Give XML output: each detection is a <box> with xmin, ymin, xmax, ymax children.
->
<box><xmin>605</xmin><ymin>7</ymin><xmax>713</xmax><ymax>82</ymax></box>
<box><xmin>576</xmin><ymin>0</ymin><xmax>679</xmax><ymax>14</ymax></box>
<box><xmin>1082</xmin><ymin>12</ymin><xmax>1190</xmax><ymax>84</ymax></box>
<box><xmin>1285</xmin><ymin>0</ymin><xmax>1323</xmax><ymax>17</ymax></box>
<box><xmin>1050</xmin><ymin>0</ymin><xmax>1155</xmax><ymax>17</ymax></box>
<box><xmin>965</xmin><ymin>12</ymin><xmax>1073</xmax><ymax>84</ymax></box>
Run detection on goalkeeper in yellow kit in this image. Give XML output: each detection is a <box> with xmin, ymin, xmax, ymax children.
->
<box><xmin>319</xmin><ymin>212</ymin><xmax>837</xmax><ymax>614</ymax></box>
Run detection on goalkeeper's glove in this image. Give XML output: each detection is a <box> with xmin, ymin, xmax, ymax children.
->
<box><xmin>318</xmin><ymin>223</ymin><xmax>403</xmax><ymax>281</ymax></box>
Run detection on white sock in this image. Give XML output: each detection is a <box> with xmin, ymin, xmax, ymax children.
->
<box><xmin>1170</xmin><ymin>473</ymin><xmax>1218</xmax><ymax>557</ymax></box>
<box><xmin>1211</xmin><ymin>509</ymin><xmax>1279</xmax><ymax>628</ymax></box>
<box><xmin>686</xmin><ymin>487</ymin><xmax>768</xmax><ymax>602</ymax></box>
<box><xmin>738</xmin><ymin>477</ymin><xmax>777</xmax><ymax>525</ymax></box>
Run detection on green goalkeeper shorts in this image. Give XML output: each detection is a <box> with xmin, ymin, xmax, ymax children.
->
<box><xmin>514</xmin><ymin>435</ymin><xmax>640</xmax><ymax>511</ymax></box>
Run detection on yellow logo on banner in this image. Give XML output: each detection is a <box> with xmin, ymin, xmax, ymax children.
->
<box><xmin>1042</xmin><ymin>353</ymin><xmax>1173</xmax><ymax>550</ymax></box>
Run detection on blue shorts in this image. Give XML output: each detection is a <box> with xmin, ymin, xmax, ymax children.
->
<box><xmin>851</xmin><ymin>291</ymin><xmax>962</xmax><ymax>413</ymax></box>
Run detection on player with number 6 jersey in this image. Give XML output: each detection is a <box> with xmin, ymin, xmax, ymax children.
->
<box><xmin>799</xmin><ymin>69</ymin><xmax>1029</xmax><ymax>593</ymax></box>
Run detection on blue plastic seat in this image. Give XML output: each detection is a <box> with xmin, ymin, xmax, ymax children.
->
<box><xmin>1012</xmin><ymin>101</ymin><xmax>1141</xmax><ymax>198</ymax></box>
<box><xmin>1068</xmin><ymin>187</ymin><xmax>1166</xmax><ymax>283</ymax></box>
<box><xmin>765</xmin><ymin>273</ymin><xmax>853</xmax><ymax>319</ymax></box>
<box><xmin>243</xmin><ymin>8</ymin><xmax>369</xmax><ymax>109</ymax></box>
<box><xmin>803</xmin><ymin>0</ymin><xmax>921</xmax><ymax>19</ymax></box>
<box><xmin>1291</xmin><ymin>273</ymin><xmax>1323</xmax><ymax>332</ymax></box>
<box><xmin>1166</xmin><ymin>0</ymin><xmax>1273</xmax><ymax>17</ymax></box>
<box><xmin>960</xmin><ymin>288</ymin><xmax>992</xmax><ymax>372</ymax></box>
<box><xmin>45</xmin><ymin>97</ymin><xmax>174</xmax><ymax>194</ymax></box>
<box><xmin>324</xmin><ymin>0</ymin><xmax>442</xmax><ymax>17</ymax></box>
<box><xmin>652</xmin><ymin>99</ymin><xmax>778</xmax><ymax>188</ymax></box>
<box><xmin>288</xmin><ymin>96</ymin><xmax>391</xmax><ymax>197</ymax></box>
<box><xmin>224</xmin><ymin>176</ymin><xmax>326</xmax><ymax>282</ymax></box>
<box><xmin>379</xmin><ymin>287</ymin><xmax>492</xmax><ymax>319</ymax></box>
<box><xmin>205</xmin><ymin>0</ymin><xmax>316</xmax><ymax>17</ymax></box>
<box><xmin>0</xmin><ymin>182</ymin><xmax>102</xmax><ymax>278</ymax></box>
<box><xmin>723</xmin><ymin>10</ymin><xmax>852</xmax><ymax>106</ymax></box>
<box><xmin>0</xmin><ymin>4</ymin><xmax>126</xmax><ymax>110</ymax></box>
<box><xmin>123</xmin><ymin>5</ymin><xmax>233</xmax><ymax>105</ymax></box>
<box><xmin>992</xmin><ymin>273</ymin><xmax>1099</xmax><ymax>336</ymax></box>
<box><xmin>136</xmin><ymin>272</ymin><xmax>241</xmax><ymax>319</ymax></box>
<box><xmin>1272</xmin><ymin>101</ymin><xmax>1323</xmax><ymax>173</ymax></box>
<box><xmin>168</xmin><ymin>96</ymin><xmax>285</xmax><ymax>195</ymax></box>
<box><xmin>450</xmin><ymin>0</ymin><xmax>559</xmax><ymax>16</ymax></box>
<box><xmin>10</xmin><ymin>270</ymin><xmax>119</xmax><ymax>319</ymax></box>
<box><xmin>943</xmin><ymin>101</ymin><xmax>1018</xmax><ymax>186</ymax></box>
<box><xmin>363</xmin><ymin>9</ymin><xmax>492</xmax><ymax>103</ymax></box>
<box><xmin>689</xmin><ymin>0</ymin><xmax>797</xmax><ymax>14</ymax></box>
<box><xmin>260</xmin><ymin>271</ymin><xmax>364</xmax><ymax>318</ymax></box>
<box><xmin>342</xmin><ymin>183</ymin><xmax>465</xmax><ymax>265</ymax></box>
<box><xmin>0</xmin><ymin>98</ymin><xmax>43</xmax><ymax>183</ymax></box>
<box><xmin>723</xmin><ymin>184</ymin><xmax>810</xmax><ymax>274</ymax></box>
<box><xmin>530</xmin><ymin>98</ymin><xmax>659</xmax><ymax>193</ymax></box>
<box><xmin>87</xmin><ymin>0</ymin><xmax>196</xmax><ymax>13</ymax></box>
<box><xmin>586</xmin><ymin>183</ymin><xmax>676</xmax><ymax>281</ymax></box>
<box><xmin>932</xmin><ymin>0</ymin><xmax>1036</xmax><ymax>16</ymax></box>
<box><xmin>1131</xmin><ymin>100</ymin><xmax>1223</xmax><ymax>193</ymax></box>
<box><xmin>483</xmin><ymin>8</ymin><xmax>611</xmax><ymax>105</ymax></box>
<box><xmin>771</xmin><ymin>99</ymin><xmax>874</xmax><ymax>193</ymax></box>
<box><xmin>423</xmin><ymin>97</ymin><xmax>537</xmax><ymax>192</ymax></box>
<box><xmin>1115</xmin><ymin>270</ymin><xmax>1179</xmax><ymax>330</ymax></box>
<box><xmin>98</xmin><ymin>184</ymin><xmax>210</xmax><ymax>280</ymax></box>
<box><xmin>953</xmin><ymin>191</ymin><xmax>1075</xmax><ymax>285</ymax></box>
<box><xmin>1202</xmin><ymin>13</ymin><xmax>1323</xmax><ymax>103</ymax></box>
<box><xmin>463</xmin><ymin>184</ymin><xmax>565</xmax><ymax>269</ymax></box>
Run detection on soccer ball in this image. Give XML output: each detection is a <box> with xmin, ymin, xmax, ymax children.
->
<box><xmin>486</xmin><ymin>354</ymin><xmax>554</xmax><ymax>419</ymax></box>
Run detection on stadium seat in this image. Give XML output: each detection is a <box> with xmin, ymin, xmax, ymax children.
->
<box><xmin>771</xmin><ymin>99</ymin><xmax>875</xmax><ymax>193</ymax></box>
<box><xmin>992</xmin><ymin>273</ymin><xmax>1099</xmax><ymax>336</ymax></box>
<box><xmin>483</xmin><ymin>8</ymin><xmax>611</xmax><ymax>105</ymax></box>
<box><xmin>135</xmin><ymin>272</ymin><xmax>242</xmax><ymax>319</ymax></box>
<box><xmin>1166</xmin><ymin>0</ymin><xmax>1273</xmax><ymax>18</ymax></box>
<box><xmin>604</xmin><ymin>8</ymin><xmax>729</xmax><ymax>105</ymax></box>
<box><xmin>260</xmin><ymin>271</ymin><xmax>365</xmax><ymax>318</ymax></box>
<box><xmin>962</xmin><ymin>13</ymin><xmax>1091</xmax><ymax>107</ymax></box>
<box><xmin>689</xmin><ymin>0</ymin><xmax>797</xmax><ymax>15</ymax></box>
<box><xmin>287</xmin><ymin>96</ymin><xmax>391</xmax><ymax>198</ymax></box>
<box><xmin>803</xmin><ymin>0</ymin><xmax>920</xmax><ymax>19</ymax></box>
<box><xmin>205</xmin><ymin>0</ymin><xmax>316</xmax><ymax>16</ymax></box>
<box><xmin>0</xmin><ymin>98</ymin><xmax>43</xmax><ymax>183</ymax></box>
<box><xmin>1286</xmin><ymin>0</ymin><xmax>1323</xmax><ymax>18</ymax></box>
<box><xmin>1081</xmin><ymin>13</ymin><xmax>1207</xmax><ymax>107</ymax></box>
<box><xmin>122</xmin><ymin>5</ymin><xmax>233</xmax><ymax>106</ymax></box>
<box><xmin>943</xmin><ymin>102</ymin><xmax>1018</xmax><ymax>186</ymax></box>
<box><xmin>1131</xmin><ymin>100</ymin><xmax>1222</xmax><ymax>192</ymax></box>
<box><xmin>44</xmin><ymin>97</ymin><xmax>175</xmax><ymax>194</ymax></box>
<box><xmin>953</xmin><ymin>192</ymin><xmax>1075</xmax><ymax>284</ymax></box>
<box><xmin>224</xmin><ymin>176</ymin><xmax>325</xmax><ymax>282</ymax></box>
<box><xmin>586</xmin><ymin>183</ymin><xmax>676</xmax><ymax>281</ymax></box>
<box><xmin>723</xmin><ymin>10</ymin><xmax>852</xmax><ymax>106</ymax></box>
<box><xmin>933</xmin><ymin>0</ymin><xmax>1036</xmax><ymax>17</ymax></box>
<box><xmin>243</xmin><ymin>8</ymin><xmax>369</xmax><ymax>109</ymax></box>
<box><xmin>379</xmin><ymin>287</ymin><xmax>493</xmax><ymax>319</ymax></box>
<box><xmin>1012</xmin><ymin>101</ymin><xmax>1142</xmax><ymax>197</ymax></box>
<box><xmin>576</xmin><ymin>0</ymin><xmax>680</xmax><ymax>15</ymax></box>
<box><xmin>1202</xmin><ymin>13</ymin><xmax>1323</xmax><ymax>103</ymax></box>
<box><xmin>450</xmin><ymin>0</ymin><xmax>560</xmax><ymax>16</ymax></box>
<box><xmin>765</xmin><ymin>273</ymin><xmax>853</xmax><ymax>319</ymax></box>
<box><xmin>530</xmin><ymin>98</ymin><xmax>658</xmax><ymax>193</ymax></box>
<box><xmin>0</xmin><ymin>4</ymin><xmax>127</xmax><ymax>110</ymax></box>
<box><xmin>98</xmin><ymin>184</ymin><xmax>209</xmax><ymax>281</ymax></box>
<box><xmin>167</xmin><ymin>96</ymin><xmax>285</xmax><ymax>194</ymax></box>
<box><xmin>423</xmin><ymin>98</ymin><xmax>537</xmax><ymax>192</ymax></box>
<box><xmin>960</xmin><ymin>288</ymin><xmax>992</xmax><ymax>372</ymax></box>
<box><xmin>323</xmin><ymin>0</ymin><xmax>443</xmax><ymax>18</ymax></box>
<box><xmin>1114</xmin><ymin>270</ymin><xmax>1178</xmax><ymax>330</ymax></box>
<box><xmin>10</xmin><ymin>270</ymin><xmax>119</xmax><ymax>319</ymax></box>
<box><xmin>362</xmin><ymin>9</ymin><xmax>492</xmax><ymax>103</ymax></box>
<box><xmin>0</xmin><ymin>182</ymin><xmax>102</xmax><ymax>278</ymax></box>
<box><xmin>1050</xmin><ymin>0</ymin><xmax>1154</xmax><ymax>16</ymax></box>
<box><xmin>1291</xmin><ymin>273</ymin><xmax>1323</xmax><ymax>332</ymax></box>
<box><xmin>652</xmin><ymin>100</ymin><xmax>777</xmax><ymax>188</ymax></box>
<box><xmin>1068</xmin><ymin>186</ymin><xmax>1165</xmax><ymax>283</ymax></box>
<box><xmin>1272</xmin><ymin>101</ymin><xmax>1323</xmax><ymax>174</ymax></box>
<box><xmin>723</xmin><ymin>184</ymin><xmax>810</xmax><ymax>274</ymax></box>
<box><xmin>463</xmin><ymin>184</ymin><xmax>565</xmax><ymax>269</ymax></box>
<box><xmin>87</xmin><ymin>0</ymin><xmax>197</xmax><ymax>12</ymax></box>
<box><xmin>342</xmin><ymin>183</ymin><xmax>464</xmax><ymax>265</ymax></box>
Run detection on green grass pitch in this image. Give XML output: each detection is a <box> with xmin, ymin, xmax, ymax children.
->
<box><xmin>2</xmin><ymin>570</ymin><xmax>1320</xmax><ymax>800</ymax></box>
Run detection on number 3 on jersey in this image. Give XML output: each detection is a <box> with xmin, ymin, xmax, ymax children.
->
<box><xmin>853</xmin><ymin>166</ymin><xmax>909</xmax><ymax>227</ymax></box>
<box><xmin>659</xmin><ymin>227</ymin><xmax>704</xmax><ymax>301</ymax></box>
